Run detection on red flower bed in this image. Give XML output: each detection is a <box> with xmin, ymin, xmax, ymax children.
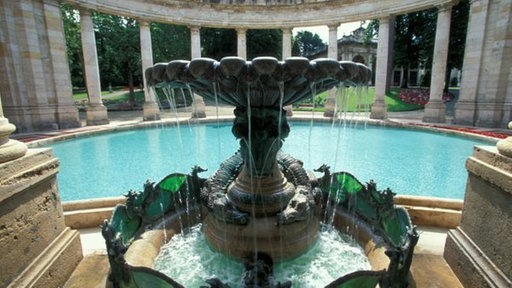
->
<box><xmin>398</xmin><ymin>89</ymin><xmax>455</xmax><ymax>105</ymax></box>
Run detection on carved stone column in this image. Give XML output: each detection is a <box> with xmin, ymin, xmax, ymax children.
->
<box><xmin>370</xmin><ymin>16</ymin><xmax>394</xmax><ymax>120</ymax></box>
<box><xmin>323</xmin><ymin>23</ymin><xmax>339</xmax><ymax>118</ymax></box>
<box><xmin>79</xmin><ymin>9</ymin><xmax>109</xmax><ymax>126</ymax></box>
<box><xmin>42</xmin><ymin>0</ymin><xmax>81</xmax><ymax>130</ymax></box>
<box><xmin>282</xmin><ymin>28</ymin><xmax>293</xmax><ymax>116</ymax></box>
<box><xmin>282</xmin><ymin>28</ymin><xmax>292</xmax><ymax>59</ymax></box>
<box><xmin>0</xmin><ymin>96</ymin><xmax>27</xmax><ymax>164</ymax></box>
<box><xmin>453</xmin><ymin>0</ymin><xmax>488</xmax><ymax>126</ymax></box>
<box><xmin>140</xmin><ymin>21</ymin><xmax>160</xmax><ymax>121</ymax></box>
<box><xmin>190</xmin><ymin>26</ymin><xmax>202</xmax><ymax>59</ymax></box>
<box><xmin>237</xmin><ymin>28</ymin><xmax>247</xmax><ymax>59</ymax></box>
<box><xmin>423</xmin><ymin>4</ymin><xmax>452</xmax><ymax>124</ymax></box>
<box><xmin>189</xmin><ymin>26</ymin><xmax>206</xmax><ymax>118</ymax></box>
<box><xmin>0</xmin><ymin>0</ymin><xmax>79</xmax><ymax>131</ymax></box>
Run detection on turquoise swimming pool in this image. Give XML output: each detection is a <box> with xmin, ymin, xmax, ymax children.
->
<box><xmin>48</xmin><ymin>121</ymin><xmax>490</xmax><ymax>201</ymax></box>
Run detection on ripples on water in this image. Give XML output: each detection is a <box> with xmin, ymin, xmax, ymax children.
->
<box><xmin>154</xmin><ymin>224</ymin><xmax>370</xmax><ymax>287</ymax></box>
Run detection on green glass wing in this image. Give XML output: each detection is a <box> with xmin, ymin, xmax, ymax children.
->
<box><xmin>324</xmin><ymin>270</ymin><xmax>383</xmax><ymax>288</ymax></box>
<box><xmin>144</xmin><ymin>174</ymin><xmax>187</xmax><ymax>221</ymax></box>
<box><xmin>110</xmin><ymin>205</ymin><xmax>141</xmax><ymax>245</ymax></box>
<box><xmin>329</xmin><ymin>172</ymin><xmax>364</xmax><ymax>203</ymax></box>
<box><xmin>129</xmin><ymin>266</ymin><xmax>185</xmax><ymax>288</ymax></box>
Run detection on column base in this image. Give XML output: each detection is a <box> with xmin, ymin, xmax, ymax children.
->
<box><xmin>56</xmin><ymin>105</ymin><xmax>81</xmax><ymax>129</ymax></box>
<box><xmin>86</xmin><ymin>104</ymin><xmax>109</xmax><ymax>126</ymax></box>
<box><xmin>370</xmin><ymin>100</ymin><xmax>388</xmax><ymax>119</ymax></box>
<box><xmin>0</xmin><ymin>138</ymin><xmax>28</xmax><ymax>164</ymax></box>
<box><xmin>453</xmin><ymin>100</ymin><xmax>476</xmax><ymax>126</ymax></box>
<box><xmin>423</xmin><ymin>100</ymin><xmax>446</xmax><ymax>123</ymax></box>
<box><xmin>497</xmin><ymin>137</ymin><xmax>512</xmax><ymax>158</ymax></box>
<box><xmin>143</xmin><ymin>101</ymin><xmax>161</xmax><ymax>121</ymax></box>
<box><xmin>0</xmin><ymin>118</ymin><xmax>27</xmax><ymax>163</ymax></box>
<box><xmin>444</xmin><ymin>228</ymin><xmax>511</xmax><ymax>288</ymax></box>
<box><xmin>323</xmin><ymin>90</ymin><xmax>336</xmax><ymax>118</ymax></box>
<box><xmin>191</xmin><ymin>95</ymin><xmax>206</xmax><ymax>118</ymax></box>
<box><xmin>284</xmin><ymin>105</ymin><xmax>293</xmax><ymax>117</ymax></box>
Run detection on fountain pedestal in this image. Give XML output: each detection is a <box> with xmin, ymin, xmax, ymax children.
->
<box><xmin>227</xmin><ymin>166</ymin><xmax>295</xmax><ymax>216</ymax></box>
<box><xmin>204</xmin><ymin>213</ymin><xmax>319</xmax><ymax>261</ymax></box>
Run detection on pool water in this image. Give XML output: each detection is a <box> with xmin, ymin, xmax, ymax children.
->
<box><xmin>48</xmin><ymin>122</ymin><xmax>489</xmax><ymax>201</ymax></box>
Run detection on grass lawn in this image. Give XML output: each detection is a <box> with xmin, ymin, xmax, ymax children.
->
<box><xmin>73</xmin><ymin>90</ymin><xmax>144</xmax><ymax>102</ymax></box>
<box><xmin>73</xmin><ymin>87</ymin><xmax>423</xmax><ymax>113</ymax></box>
<box><xmin>295</xmin><ymin>87</ymin><xmax>423</xmax><ymax>112</ymax></box>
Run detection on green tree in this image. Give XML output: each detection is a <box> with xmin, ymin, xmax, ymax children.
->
<box><xmin>93</xmin><ymin>13</ymin><xmax>141</xmax><ymax>104</ymax></box>
<box><xmin>292</xmin><ymin>30</ymin><xmax>326</xmax><ymax>57</ymax></box>
<box><xmin>61</xmin><ymin>4</ymin><xmax>84</xmax><ymax>88</ymax></box>
<box><xmin>200</xmin><ymin>28</ymin><xmax>237</xmax><ymax>60</ymax></box>
<box><xmin>200</xmin><ymin>28</ymin><xmax>282</xmax><ymax>60</ymax></box>
<box><xmin>151</xmin><ymin>23</ymin><xmax>191</xmax><ymax>62</ymax></box>
<box><xmin>247</xmin><ymin>29</ymin><xmax>282</xmax><ymax>59</ymax></box>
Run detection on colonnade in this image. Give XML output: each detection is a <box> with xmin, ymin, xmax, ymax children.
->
<box><xmin>72</xmin><ymin>4</ymin><xmax>455</xmax><ymax>124</ymax></box>
<box><xmin>3</xmin><ymin>0</ymin><xmax>499</xmax><ymax>138</ymax></box>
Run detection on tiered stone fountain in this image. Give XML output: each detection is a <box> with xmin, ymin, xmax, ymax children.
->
<box><xmin>102</xmin><ymin>57</ymin><xmax>419</xmax><ymax>287</ymax></box>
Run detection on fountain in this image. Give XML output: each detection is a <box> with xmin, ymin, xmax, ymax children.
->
<box><xmin>101</xmin><ymin>57</ymin><xmax>419</xmax><ymax>287</ymax></box>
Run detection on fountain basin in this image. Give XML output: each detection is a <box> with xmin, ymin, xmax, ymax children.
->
<box><xmin>101</xmin><ymin>169</ymin><xmax>418</xmax><ymax>287</ymax></box>
<box><xmin>122</xmin><ymin>206</ymin><xmax>391</xmax><ymax>287</ymax></box>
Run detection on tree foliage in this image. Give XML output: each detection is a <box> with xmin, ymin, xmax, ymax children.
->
<box><xmin>201</xmin><ymin>28</ymin><xmax>237</xmax><ymax>60</ymax></box>
<box><xmin>292</xmin><ymin>30</ymin><xmax>326</xmax><ymax>57</ymax></box>
<box><xmin>151</xmin><ymin>23</ymin><xmax>191</xmax><ymax>62</ymax></box>
<box><xmin>201</xmin><ymin>28</ymin><xmax>282</xmax><ymax>60</ymax></box>
<box><xmin>61</xmin><ymin>4</ymin><xmax>84</xmax><ymax>88</ymax></box>
<box><xmin>247</xmin><ymin>29</ymin><xmax>282</xmax><ymax>59</ymax></box>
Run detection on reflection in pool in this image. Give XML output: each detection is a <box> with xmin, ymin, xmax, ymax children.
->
<box><xmin>48</xmin><ymin>122</ymin><xmax>489</xmax><ymax>201</ymax></box>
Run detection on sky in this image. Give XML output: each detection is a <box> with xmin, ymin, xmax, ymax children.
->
<box><xmin>292</xmin><ymin>21</ymin><xmax>367</xmax><ymax>43</ymax></box>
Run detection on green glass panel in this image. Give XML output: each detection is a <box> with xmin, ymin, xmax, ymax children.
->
<box><xmin>381</xmin><ymin>207</ymin><xmax>410</xmax><ymax>247</ymax></box>
<box><xmin>144</xmin><ymin>174</ymin><xmax>187</xmax><ymax>221</ymax></box>
<box><xmin>130</xmin><ymin>267</ymin><xmax>184</xmax><ymax>288</ymax></box>
<box><xmin>328</xmin><ymin>172</ymin><xmax>364</xmax><ymax>203</ymax></box>
<box><xmin>333</xmin><ymin>276</ymin><xmax>380</xmax><ymax>288</ymax></box>
<box><xmin>111</xmin><ymin>206</ymin><xmax>141</xmax><ymax>244</ymax></box>
<box><xmin>158</xmin><ymin>174</ymin><xmax>186</xmax><ymax>193</ymax></box>
<box><xmin>325</xmin><ymin>270</ymin><xmax>383</xmax><ymax>288</ymax></box>
<box><xmin>335</xmin><ymin>172</ymin><xmax>363</xmax><ymax>194</ymax></box>
<box><xmin>354</xmin><ymin>198</ymin><xmax>377</xmax><ymax>221</ymax></box>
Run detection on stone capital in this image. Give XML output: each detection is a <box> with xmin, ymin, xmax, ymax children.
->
<box><xmin>327</xmin><ymin>23</ymin><xmax>340</xmax><ymax>31</ymax></box>
<box><xmin>139</xmin><ymin>20</ymin><xmax>150</xmax><ymax>28</ymax></box>
<box><xmin>436</xmin><ymin>2</ymin><xmax>454</xmax><ymax>12</ymax></box>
